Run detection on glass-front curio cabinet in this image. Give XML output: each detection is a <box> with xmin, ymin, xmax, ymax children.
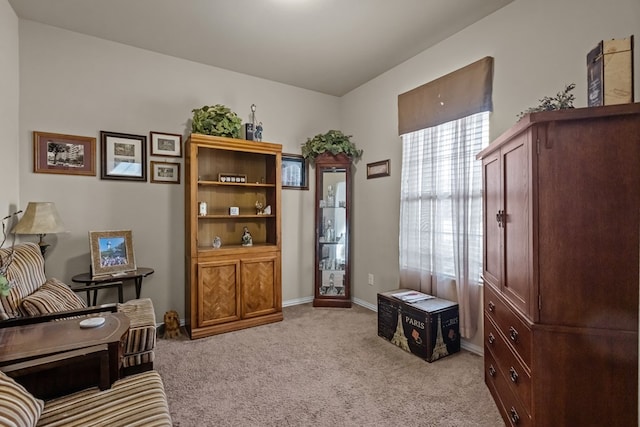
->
<box><xmin>313</xmin><ymin>153</ymin><xmax>352</xmax><ymax>307</ymax></box>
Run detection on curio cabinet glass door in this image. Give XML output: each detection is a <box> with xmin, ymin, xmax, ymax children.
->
<box><xmin>313</xmin><ymin>153</ymin><xmax>352</xmax><ymax>308</ymax></box>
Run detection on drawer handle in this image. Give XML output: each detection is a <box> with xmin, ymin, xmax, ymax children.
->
<box><xmin>488</xmin><ymin>365</ymin><xmax>496</xmax><ymax>377</ymax></box>
<box><xmin>510</xmin><ymin>407</ymin><xmax>520</xmax><ymax>424</ymax></box>
<box><xmin>509</xmin><ymin>366</ymin><xmax>519</xmax><ymax>383</ymax></box>
<box><xmin>509</xmin><ymin>326</ymin><xmax>519</xmax><ymax>343</ymax></box>
<box><xmin>488</xmin><ymin>332</ymin><xmax>495</xmax><ymax>345</ymax></box>
<box><xmin>488</xmin><ymin>301</ymin><xmax>495</xmax><ymax>312</ymax></box>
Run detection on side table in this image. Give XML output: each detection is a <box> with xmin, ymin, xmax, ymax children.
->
<box><xmin>71</xmin><ymin>267</ymin><xmax>154</xmax><ymax>305</ymax></box>
<box><xmin>0</xmin><ymin>312</ymin><xmax>130</xmax><ymax>399</ymax></box>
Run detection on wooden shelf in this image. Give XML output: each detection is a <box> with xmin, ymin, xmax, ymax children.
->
<box><xmin>198</xmin><ymin>181</ymin><xmax>276</xmax><ymax>188</ymax></box>
<box><xmin>198</xmin><ymin>214</ymin><xmax>276</xmax><ymax>219</ymax></box>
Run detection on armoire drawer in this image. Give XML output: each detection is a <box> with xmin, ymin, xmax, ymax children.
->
<box><xmin>485</xmin><ymin>314</ymin><xmax>531</xmax><ymax>413</ymax></box>
<box><xmin>484</xmin><ymin>284</ymin><xmax>532</xmax><ymax>366</ymax></box>
<box><xmin>485</xmin><ymin>347</ymin><xmax>531</xmax><ymax>427</ymax></box>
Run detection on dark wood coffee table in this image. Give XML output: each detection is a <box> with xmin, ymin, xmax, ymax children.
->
<box><xmin>0</xmin><ymin>312</ymin><xmax>130</xmax><ymax>398</ymax></box>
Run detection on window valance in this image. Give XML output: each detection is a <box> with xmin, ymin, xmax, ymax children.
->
<box><xmin>398</xmin><ymin>56</ymin><xmax>494</xmax><ymax>135</ymax></box>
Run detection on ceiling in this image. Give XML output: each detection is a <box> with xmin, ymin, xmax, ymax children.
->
<box><xmin>9</xmin><ymin>0</ymin><xmax>513</xmax><ymax>96</ymax></box>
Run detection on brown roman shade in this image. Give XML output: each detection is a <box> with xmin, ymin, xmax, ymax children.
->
<box><xmin>398</xmin><ymin>56</ymin><xmax>494</xmax><ymax>135</ymax></box>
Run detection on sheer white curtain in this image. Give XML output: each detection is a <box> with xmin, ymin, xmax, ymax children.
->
<box><xmin>399</xmin><ymin>111</ymin><xmax>488</xmax><ymax>338</ymax></box>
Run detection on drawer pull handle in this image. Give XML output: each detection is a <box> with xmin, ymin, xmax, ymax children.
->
<box><xmin>488</xmin><ymin>301</ymin><xmax>495</xmax><ymax>312</ymax></box>
<box><xmin>488</xmin><ymin>333</ymin><xmax>495</xmax><ymax>345</ymax></box>
<box><xmin>510</xmin><ymin>407</ymin><xmax>520</xmax><ymax>424</ymax></box>
<box><xmin>509</xmin><ymin>326</ymin><xmax>519</xmax><ymax>343</ymax></box>
<box><xmin>509</xmin><ymin>366</ymin><xmax>519</xmax><ymax>383</ymax></box>
<box><xmin>488</xmin><ymin>365</ymin><xmax>496</xmax><ymax>377</ymax></box>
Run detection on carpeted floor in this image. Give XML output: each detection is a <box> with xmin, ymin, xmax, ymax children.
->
<box><xmin>154</xmin><ymin>303</ymin><xmax>504</xmax><ymax>427</ymax></box>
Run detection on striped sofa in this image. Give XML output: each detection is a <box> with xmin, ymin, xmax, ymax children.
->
<box><xmin>0</xmin><ymin>242</ymin><xmax>156</xmax><ymax>373</ymax></box>
<box><xmin>1</xmin><ymin>369</ymin><xmax>172</xmax><ymax>427</ymax></box>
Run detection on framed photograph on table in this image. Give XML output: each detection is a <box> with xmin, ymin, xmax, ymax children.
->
<box><xmin>366</xmin><ymin>159</ymin><xmax>390</xmax><ymax>179</ymax></box>
<box><xmin>100</xmin><ymin>131</ymin><xmax>147</xmax><ymax>181</ymax></box>
<box><xmin>33</xmin><ymin>131</ymin><xmax>96</xmax><ymax>176</ymax></box>
<box><xmin>282</xmin><ymin>153</ymin><xmax>309</xmax><ymax>190</ymax></box>
<box><xmin>150</xmin><ymin>161</ymin><xmax>181</xmax><ymax>184</ymax></box>
<box><xmin>150</xmin><ymin>131</ymin><xmax>182</xmax><ymax>157</ymax></box>
<box><xmin>89</xmin><ymin>230</ymin><xmax>136</xmax><ymax>277</ymax></box>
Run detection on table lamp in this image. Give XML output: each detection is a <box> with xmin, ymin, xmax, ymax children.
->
<box><xmin>12</xmin><ymin>202</ymin><xmax>65</xmax><ymax>257</ymax></box>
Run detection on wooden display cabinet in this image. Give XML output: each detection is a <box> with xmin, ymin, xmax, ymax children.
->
<box><xmin>185</xmin><ymin>134</ymin><xmax>283</xmax><ymax>339</ymax></box>
<box><xmin>477</xmin><ymin>103</ymin><xmax>640</xmax><ymax>426</ymax></box>
<box><xmin>313</xmin><ymin>153</ymin><xmax>352</xmax><ymax>308</ymax></box>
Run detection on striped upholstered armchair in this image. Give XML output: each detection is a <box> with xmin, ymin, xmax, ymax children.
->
<box><xmin>0</xmin><ymin>242</ymin><xmax>156</xmax><ymax>374</ymax></box>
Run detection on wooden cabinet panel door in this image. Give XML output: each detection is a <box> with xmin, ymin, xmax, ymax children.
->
<box><xmin>241</xmin><ymin>255</ymin><xmax>279</xmax><ymax>319</ymax></box>
<box><xmin>482</xmin><ymin>151</ymin><xmax>501</xmax><ymax>288</ymax></box>
<box><xmin>536</xmin><ymin>119</ymin><xmax>640</xmax><ymax>329</ymax></box>
<box><xmin>197</xmin><ymin>260</ymin><xmax>241</xmax><ymax>327</ymax></box>
<box><xmin>501</xmin><ymin>134</ymin><xmax>532</xmax><ymax>316</ymax></box>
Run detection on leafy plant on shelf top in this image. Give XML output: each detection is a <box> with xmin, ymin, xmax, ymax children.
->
<box><xmin>517</xmin><ymin>83</ymin><xmax>576</xmax><ymax>120</ymax></box>
<box><xmin>191</xmin><ymin>104</ymin><xmax>242</xmax><ymax>138</ymax></box>
<box><xmin>301</xmin><ymin>130</ymin><xmax>363</xmax><ymax>162</ymax></box>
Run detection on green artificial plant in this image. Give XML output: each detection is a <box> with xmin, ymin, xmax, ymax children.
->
<box><xmin>301</xmin><ymin>130</ymin><xmax>363</xmax><ymax>162</ymax></box>
<box><xmin>191</xmin><ymin>104</ymin><xmax>243</xmax><ymax>138</ymax></box>
<box><xmin>517</xmin><ymin>83</ymin><xmax>576</xmax><ymax>120</ymax></box>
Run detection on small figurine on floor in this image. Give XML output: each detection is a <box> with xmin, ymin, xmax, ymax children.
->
<box><xmin>163</xmin><ymin>310</ymin><xmax>181</xmax><ymax>339</ymax></box>
<box><xmin>241</xmin><ymin>226</ymin><xmax>253</xmax><ymax>246</ymax></box>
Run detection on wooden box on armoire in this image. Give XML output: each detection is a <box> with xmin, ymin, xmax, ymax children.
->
<box><xmin>377</xmin><ymin>290</ymin><xmax>460</xmax><ymax>362</ymax></box>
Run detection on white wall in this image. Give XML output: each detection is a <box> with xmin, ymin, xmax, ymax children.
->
<box><xmin>17</xmin><ymin>20</ymin><xmax>340</xmax><ymax>319</ymax></box>
<box><xmin>0</xmin><ymin>0</ymin><xmax>19</xmax><ymax>220</ymax></box>
<box><xmin>342</xmin><ymin>0</ymin><xmax>640</xmax><ymax>349</ymax></box>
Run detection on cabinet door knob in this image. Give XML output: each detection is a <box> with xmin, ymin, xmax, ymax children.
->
<box><xmin>488</xmin><ymin>365</ymin><xmax>496</xmax><ymax>377</ymax></box>
<box><xmin>509</xmin><ymin>326</ymin><xmax>519</xmax><ymax>343</ymax></box>
<box><xmin>510</xmin><ymin>407</ymin><xmax>520</xmax><ymax>424</ymax></box>
<box><xmin>509</xmin><ymin>366</ymin><xmax>519</xmax><ymax>383</ymax></box>
<box><xmin>488</xmin><ymin>301</ymin><xmax>495</xmax><ymax>312</ymax></box>
<box><xmin>496</xmin><ymin>210</ymin><xmax>506</xmax><ymax>228</ymax></box>
<box><xmin>488</xmin><ymin>332</ymin><xmax>496</xmax><ymax>345</ymax></box>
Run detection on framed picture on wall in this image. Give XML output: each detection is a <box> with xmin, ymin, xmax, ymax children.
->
<box><xmin>150</xmin><ymin>131</ymin><xmax>182</xmax><ymax>157</ymax></box>
<box><xmin>366</xmin><ymin>159</ymin><xmax>390</xmax><ymax>179</ymax></box>
<box><xmin>100</xmin><ymin>131</ymin><xmax>147</xmax><ymax>181</ymax></box>
<box><xmin>89</xmin><ymin>229</ymin><xmax>136</xmax><ymax>277</ymax></box>
<box><xmin>150</xmin><ymin>161</ymin><xmax>180</xmax><ymax>184</ymax></box>
<box><xmin>282</xmin><ymin>153</ymin><xmax>309</xmax><ymax>190</ymax></box>
<box><xmin>33</xmin><ymin>131</ymin><xmax>96</xmax><ymax>176</ymax></box>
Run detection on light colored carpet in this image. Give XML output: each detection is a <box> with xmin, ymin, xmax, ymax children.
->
<box><xmin>155</xmin><ymin>303</ymin><xmax>504</xmax><ymax>427</ymax></box>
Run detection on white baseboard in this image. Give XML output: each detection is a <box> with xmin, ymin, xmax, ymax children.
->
<box><xmin>282</xmin><ymin>296</ymin><xmax>313</xmax><ymax>307</ymax></box>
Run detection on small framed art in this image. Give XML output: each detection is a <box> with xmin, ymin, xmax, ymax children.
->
<box><xmin>150</xmin><ymin>161</ymin><xmax>181</xmax><ymax>184</ymax></box>
<box><xmin>89</xmin><ymin>230</ymin><xmax>136</xmax><ymax>277</ymax></box>
<box><xmin>282</xmin><ymin>153</ymin><xmax>309</xmax><ymax>190</ymax></box>
<box><xmin>100</xmin><ymin>131</ymin><xmax>147</xmax><ymax>181</ymax></box>
<box><xmin>150</xmin><ymin>131</ymin><xmax>182</xmax><ymax>157</ymax></box>
<box><xmin>33</xmin><ymin>131</ymin><xmax>96</xmax><ymax>176</ymax></box>
<box><xmin>367</xmin><ymin>159</ymin><xmax>390</xmax><ymax>179</ymax></box>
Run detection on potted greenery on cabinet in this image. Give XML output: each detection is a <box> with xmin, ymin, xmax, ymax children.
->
<box><xmin>191</xmin><ymin>104</ymin><xmax>242</xmax><ymax>138</ymax></box>
<box><xmin>302</xmin><ymin>130</ymin><xmax>363</xmax><ymax>163</ymax></box>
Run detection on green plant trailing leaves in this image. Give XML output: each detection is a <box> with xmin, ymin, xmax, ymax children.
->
<box><xmin>302</xmin><ymin>130</ymin><xmax>363</xmax><ymax>162</ymax></box>
<box><xmin>517</xmin><ymin>83</ymin><xmax>576</xmax><ymax>120</ymax></box>
<box><xmin>191</xmin><ymin>104</ymin><xmax>242</xmax><ymax>138</ymax></box>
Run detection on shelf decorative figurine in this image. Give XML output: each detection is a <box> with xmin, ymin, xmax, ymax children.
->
<box><xmin>241</xmin><ymin>227</ymin><xmax>253</xmax><ymax>246</ymax></box>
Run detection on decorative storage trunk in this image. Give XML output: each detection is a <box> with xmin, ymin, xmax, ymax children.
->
<box><xmin>377</xmin><ymin>290</ymin><xmax>460</xmax><ymax>362</ymax></box>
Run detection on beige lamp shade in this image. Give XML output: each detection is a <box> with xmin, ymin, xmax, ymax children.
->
<box><xmin>12</xmin><ymin>202</ymin><xmax>66</xmax><ymax>235</ymax></box>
